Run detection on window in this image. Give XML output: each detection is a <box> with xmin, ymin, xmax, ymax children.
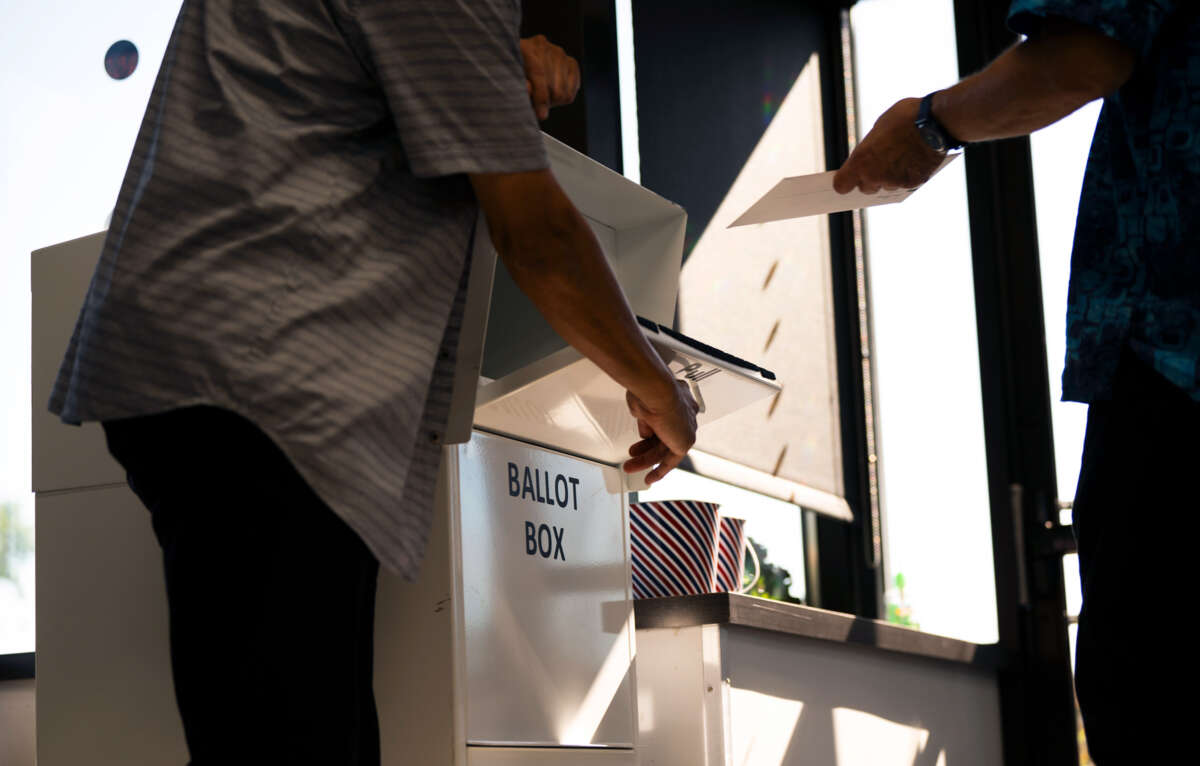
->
<box><xmin>633</xmin><ymin>0</ymin><xmax>852</xmax><ymax>518</ymax></box>
<box><xmin>1030</xmin><ymin>104</ymin><xmax>1102</xmax><ymax>505</ymax></box>
<box><xmin>627</xmin><ymin>1</ymin><xmax>863</xmax><ymax>613</ymax></box>
<box><xmin>1031</xmin><ymin>96</ymin><xmax>1102</xmax><ymax>766</ymax></box>
<box><xmin>850</xmin><ymin>0</ymin><xmax>998</xmax><ymax>643</ymax></box>
<box><xmin>1063</xmin><ymin>553</ymin><xmax>1090</xmax><ymax>763</ymax></box>
<box><xmin>0</xmin><ymin>1</ymin><xmax>183</xmax><ymax>658</ymax></box>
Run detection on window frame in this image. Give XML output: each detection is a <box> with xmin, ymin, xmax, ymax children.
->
<box><xmin>812</xmin><ymin>3</ymin><xmax>886</xmax><ymax>618</ymax></box>
<box><xmin>828</xmin><ymin>1</ymin><xmax>1079</xmax><ymax>760</ymax></box>
<box><xmin>951</xmin><ymin>1</ymin><xmax>1076</xmax><ymax>761</ymax></box>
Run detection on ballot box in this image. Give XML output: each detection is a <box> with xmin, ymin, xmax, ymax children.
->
<box><xmin>375</xmin><ymin>137</ymin><xmax>778</xmax><ymax>765</ymax></box>
<box><xmin>31</xmin><ymin>136</ymin><xmax>780</xmax><ymax>766</ymax></box>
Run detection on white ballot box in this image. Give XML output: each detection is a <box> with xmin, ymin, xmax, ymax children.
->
<box><xmin>31</xmin><ymin>136</ymin><xmax>779</xmax><ymax>766</ymax></box>
<box><xmin>377</xmin><ymin>136</ymin><xmax>778</xmax><ymax>766</ymax></box>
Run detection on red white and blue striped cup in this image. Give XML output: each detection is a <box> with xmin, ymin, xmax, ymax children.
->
<box><xmin>628</xmin><ymin>500</ymin><xmax>720</xmax><ymax>599</ymax></box>
<box><xmin>713</xmin><ymin>516</ymin><xmax>750</xmax><ymax>593</ymax></box>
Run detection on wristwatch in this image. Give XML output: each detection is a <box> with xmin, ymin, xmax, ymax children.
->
<box><xmin>915</xmin><ymin>92</ymin><xmax>965</xmax><ymax>154</ymax></box>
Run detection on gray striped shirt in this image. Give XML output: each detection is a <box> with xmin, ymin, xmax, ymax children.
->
<box><xmin>49</xmin><ymin>0</ymin><xmax>548</xmax><ymax>578</ymax></box>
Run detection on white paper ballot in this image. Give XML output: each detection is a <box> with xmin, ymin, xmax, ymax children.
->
<box><xmin>728</xmin><ymin>154</ymin><xmax>958</xmax><ymax>227</ymax></box>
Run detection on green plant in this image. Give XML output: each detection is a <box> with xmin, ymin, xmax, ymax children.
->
<box><xmin>0</xmin><ymin>501</ymin><xmax>34</xmax><ymax>585</ymax></box>
<box><xmin>885</xmin><ymin>572</ymin><xmax>919</xmax><ymax>629</ymax></box>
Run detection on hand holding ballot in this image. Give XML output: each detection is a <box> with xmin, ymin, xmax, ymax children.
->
<box><xmin>728</xmin><ymin>102</ymin><xmax>956</xmax><ymax>227</ymax></box>
<box><xmin>833</xmin><ymin>97</ymin><xmax>949</xmax><ymax>195</ymax></box>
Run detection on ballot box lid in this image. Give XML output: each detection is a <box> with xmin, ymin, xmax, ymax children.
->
<box><xmin>472</xmin><ymin>317</ymin><xmax>781</xmax><ymax>482</ymax></box>
<box><xmin>444</xmin><ymin>133</ymin><xmax>688</xmax><ymax>442</ymax></box>
<box><xmin>480</xmin><ymin>134</ymin><xmax>688</xmax><ymax>381</ymax></box>
<box><xmin>446</xmin><ymin>135</ymin><xmax>783</xmax><ymax>477</ymax></box>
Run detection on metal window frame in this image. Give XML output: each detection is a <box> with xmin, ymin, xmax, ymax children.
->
<box><xmin>820</xmin><ymin>1</ymin><xmax>1079</xmax><ymax>761</ymax></box>
<box><xmin>812</xmin><ymin>2</ymin><xmax>885</xmax><ymax>618</ymax></box>
<box><xmin>950</xmin><ymin>2</ymin><xmax>1077</xmax><ymax>763</ymax></box>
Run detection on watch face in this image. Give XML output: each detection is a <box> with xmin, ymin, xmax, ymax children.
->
<box><xmin>917</xmin><ymin>121</ymin><xmax>946</xmax><ymax>153</ymax></box>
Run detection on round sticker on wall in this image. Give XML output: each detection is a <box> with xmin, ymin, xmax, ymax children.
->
<box><xmin>104</xmin><ymin>40</ymin><xmax>139</xmax><ymax>80</ymax></box>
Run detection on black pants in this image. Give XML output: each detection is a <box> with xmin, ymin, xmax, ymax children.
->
<box><xmin>103</xmin><ymin>406</ymin><xmax>381</xmax><ymax>766</ymax></box>
<box><xmin>1073</xmin><ymin>349</ymin><xmax>1197</xmax><ymax>764</ymax></box>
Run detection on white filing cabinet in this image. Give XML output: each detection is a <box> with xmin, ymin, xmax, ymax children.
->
<box><xmin>31</xmin><ymin>231</ymin><xmax>190</xmax><ymax>765</ymax></box>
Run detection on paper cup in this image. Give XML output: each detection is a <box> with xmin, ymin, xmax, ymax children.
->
<box><xmin>628</xmin><ymin>500</ymin><xmax>720</xmax><ymax>599</ymax></box>
<box><xmin>713</xmin><ymin>516</ymin><xmax>749</xmax><ymax>593</ymax></box>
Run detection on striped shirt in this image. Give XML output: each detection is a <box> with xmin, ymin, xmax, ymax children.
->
<box><xmin>49</xmin><ymin>0</ymin><xmax>548</xmax><ymax>578</ymax></box>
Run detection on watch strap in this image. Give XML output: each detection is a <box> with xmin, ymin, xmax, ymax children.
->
<box><xmin>917</xmin><ymin>92</ymin><xmax>964</xmax><ymax>152</ymax></box>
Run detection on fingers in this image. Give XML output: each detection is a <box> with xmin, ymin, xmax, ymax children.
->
<box><xmin>624</xmin><ymin>382</ymin><xmax>697</xmax><ymax>481</ymax></box>
<box><xmin>558</xmin><ymin>56</ymin><xmax>580</xmax><ymax>106</ymax></box>
<box><xmin>835</xmin><ymin>146</ymin><xmax>887</xmax><ymax>195</ymax></box>
<box><xmin>530</xmin><ymin>69</ymin><xmax>550</xmax><ymax>121</ymax></box>
<box><xmin>626</xmin><ymin>389</ymin><xmax>649</xmax><ymax>421</ymax></box>
<box><xmin>835</xmin><ymin>96</ymin><xmax>945</xmax><ymax>195</ymax></box>
<box><xmin>623</xmin><ymin>443</ymin><xmax>686</xmax><ymax>484</ymax></box>
<box><xmin>623</xmin><ymin>441</ymin><xmax>671</xmax><ymax>473</ymax></box>
<box><xmin>628</xmin><ymin>434</ymin><xmax>657</xmax><ymax>457</ymax></box>
<box><xmin>645</xmin><ymin>450</ymin><xmax>687</xmax><ymax>485</ymax></box>
<box><xmin>537</xmin><ymin>36</ymin><xmax>579</xmax><ymax>107</ymax></box>
<box><xmin>637</xmin><ymin>418</ymin><xmax>654</xmax><ymax>440</ymax></box>
<box><xmin>520</xmin><ymin>35</ymin><xmax>578</xmax><ymax>121</ymax></box>
<box><xmin>835</xmin><ymin>156</ymin><xmax>924</xmax><ymax>195</ymax></box>
<box><xmin>520</xmin><ymin>36</ymin><xmax>550</xmax><ymax>120</ymax></box>
<box><xmin>832</xmin><ymin>164</ymin><xmax>857</xmax><ymax>195</ymax></box>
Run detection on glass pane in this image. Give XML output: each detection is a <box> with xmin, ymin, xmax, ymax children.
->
<box><xmin>636</xmin><ymin>470</ymin><xmax>807</xmax><ymax>604</ymax></box>
<box><xmin>0</xmin><ymin>1</ymin><xmax>183</xmax><ymax>655</ymax></box>
<box><xmin>1062</xmin><ymin>552</ymin><xmax>1082</xmax><ymax>617</ymax></box>
<box><xmin>1030</xmin><ymin>104</ymin><xmax>1102</xmax><ymax>503</ymax></box>
<box><xmin>1067</xmin><ymin>622</ymin><xmax>1093</xmax><ymax>764</ymax></box>
<box><xmin>633</xmin><ymin>3</ymin><xmax>846</xmax><ymax>508</ymax></box>
<box><xmin>851</xmin><ymin>0</ymin><xmax>997</xmax><ymax>643</ymax></box>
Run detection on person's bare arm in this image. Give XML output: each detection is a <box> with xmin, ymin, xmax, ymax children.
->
<box><xmin>470</xmin><ymin>169</ymin><xmax>698</xmax><ymax>484</ymax></box>
<box><xmin>936</xmin><ymin>19</ymin><xmax>1135</xmax><ymax>142</ymax></box>
<box><xmin>834</xmin><ymin>19</ymin><xmax>1136</xmax><ymax>194</ymax></box>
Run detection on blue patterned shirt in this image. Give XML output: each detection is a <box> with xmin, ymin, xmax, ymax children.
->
<box><xmin>1008</xmin><ymin>1</ymin><xmax>1200</xmax><ymax>402</ymax></box>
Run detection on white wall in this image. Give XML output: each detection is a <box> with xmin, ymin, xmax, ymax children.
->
<box><xmin>0</xmin><ymin>678</ymin><xmax>35</xmax><ymax>766</ymax></box>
